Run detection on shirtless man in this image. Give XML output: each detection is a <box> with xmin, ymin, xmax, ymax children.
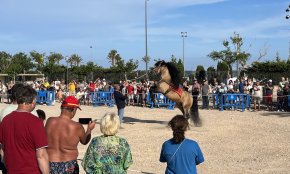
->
<box><xmin>45</xmin><ymin>96</ymin><xmax>95</xmax><ymax>174</ymax></box>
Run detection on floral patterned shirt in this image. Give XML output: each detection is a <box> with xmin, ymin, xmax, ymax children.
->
<box><xmin>81</xmin><ymin>135</ymin><xmax>133</xmax><ymax>174</ymax></box>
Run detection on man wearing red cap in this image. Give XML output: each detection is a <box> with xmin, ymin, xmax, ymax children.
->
<box><xmin>45</xmin><ymin>96</ymin><xmax>95</xmax><ymax>174</ymax></box>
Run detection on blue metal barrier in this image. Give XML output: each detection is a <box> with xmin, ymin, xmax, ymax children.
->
<box><xmin>212</xmin><ymin>93</ymin><xmax>220</xmax><ymax>109</ymax></box>
<box><xmin>147</xmin><ymin>92</ymin><xmax>175</xmax><ymax>110</ymax></box>
<box><xmin>36</xmin><ymin>90</ymin><xmax>55</xmax><ymax>106</ymax></box>
<box><xmin>90</xmin><ymin>91</ymin><xmax>114</xmax><ymax>107</ymax></box>
<box><xmin>213</xmin><ymin>93</ymin><xmax>250</xmax><ymax>112</ymax></box>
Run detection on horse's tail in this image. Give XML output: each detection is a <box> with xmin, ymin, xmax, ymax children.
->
<box><xmin>190</xmin><ymin>98</ymin><xmax>202</xmax><ymax>127</ymax></box>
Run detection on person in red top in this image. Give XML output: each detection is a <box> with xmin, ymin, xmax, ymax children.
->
<box><xmin>127</xmin><ymin>82</ymin><xmax>134</xmax><ymax>105</ymax></box>
<box><xmin>0</xmin><ymin>84</ymin><xmax>49</xmax><ymax>174</ymax></box>
<box><xmin>89</xmin><ymin>81</ymin><xmax>96</xmax><ymax>92</ymax></box>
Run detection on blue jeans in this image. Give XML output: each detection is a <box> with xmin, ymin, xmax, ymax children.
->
<box><xmin>118</xmin><ymin>108</ymin><xmax>125</xmax><ymax>123</ymax></box>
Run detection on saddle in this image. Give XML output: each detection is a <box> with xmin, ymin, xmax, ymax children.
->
<box><xmin>164</xmin><ymin>86</ymin><xmax>183</xmax><ymax>97</ymax></box>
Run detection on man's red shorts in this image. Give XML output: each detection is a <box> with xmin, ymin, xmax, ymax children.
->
<box><xmin>266</xmin><ymin>94</ymin><xmax>272</xmax><ymax>103</ymax></box>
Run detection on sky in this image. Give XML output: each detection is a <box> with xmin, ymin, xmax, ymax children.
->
<box><xmin>1</xmin><ymin>0</ymin><xmax>290</xmax><ymax>71</ymax></box>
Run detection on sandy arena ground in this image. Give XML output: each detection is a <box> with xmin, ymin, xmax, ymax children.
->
<box><xmin>0</xmin><ymin>102</ymin><xmax>289</xmax><ymax>174</ymax></box>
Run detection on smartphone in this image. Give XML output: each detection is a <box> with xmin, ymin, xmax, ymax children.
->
<box><xmin>79</xmin><ymin>118</ymin><xmax>92</xmax><ymax>124</ymax></box>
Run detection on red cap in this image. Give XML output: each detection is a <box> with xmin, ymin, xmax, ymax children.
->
<box><xmin>61</xmin><ymin>96</ymin><xmax>81</xmax><ymax>110</ymax></box>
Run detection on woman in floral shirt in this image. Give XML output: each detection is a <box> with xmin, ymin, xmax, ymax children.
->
<box><xmin>82</xmin><ymin>112</ymin><xmax>133</xmax><ymax>174</ymax></box>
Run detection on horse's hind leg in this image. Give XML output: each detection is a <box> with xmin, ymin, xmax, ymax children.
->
<box><xmin>178</xmin><ymin>105</ymin><xmax>190</xmax><ymax>120</ymax></box>
<box><xmin>183</xmin><ymin>106</ymin><xmax>190</xmax><ymax>120</ymax></box>
<box><xmin>176</xmin><ymin>102</ymin><xmax>190</xmax><ymax>120</ymax></box>
<box><xmin>176</xmin><ymin>103</ymin><xmax>185</xmax><ymax>115</ymax></box>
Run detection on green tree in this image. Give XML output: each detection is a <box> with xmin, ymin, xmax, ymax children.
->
<box><xmin>72</xmin><ymin>61</ymin><xmax>104</xmax><ymax>81</ymax></box>
<box><xmin>246</xmin><ymin>58</ymin><xmax>290</xmax><ymax>83</ymax></box>
<box><xmin>115</xmin><ymin>58</ymin><xmax>138</xmax><ymax>80</ymax></box>
<box><xmin>47</xmin><ymin>52</ymin><xmax>63</xmax><ymax>65</ymax></box>
<box><xmin>0</xmin><ymin>51</ymin><xmax>12</xmax><ymax>73</ymax></box>
<box><xmin>195</xmin><ymin>65</ymin><xmax>206</xmax><ymax>83</ymax></box>
<box><xmin>170</xmin><ymin>55</ymin><xmax>184</xmax><ymax>77</ymax></box>
<box><xmin>217</xmin><ymin>61</ymin><xmax>229</xmax><ymax>83</ymax></box>
<box><xmin>42</xmin><ymin>63</ymin><xmax>66</xmax><ymax>81</ymax></box>
<box><xmin>207</xmin><ymin>66</ymin><xmax>216</xmax><ymax>83</ymax></box>
<box><xmin>208</xmin><ymin>32</ymin><xmax>251</xmax><ymax>78</ymax></box>
<box><xmin>68</xmin><ymin>54</ymin><xmax>82</xmax><ymax>67</ymax></box>
<box><xmin>86</xmin><ymin>61</ymin><xmax>98</xmax><ymax>72</ymax></box>
<box><xmin>6</xmin><ymin>52</ymin><xmax>34</xmax><ymax>76</ymax></box>
<box><xmin>107</xmin><ymin>50</ymin><xmax>121</xmax><ymax>67</ymax></box>
<box><xmin>30</xmin><ymin>50</ymin><xmax>45</xmax><ymax>68</ymax></box>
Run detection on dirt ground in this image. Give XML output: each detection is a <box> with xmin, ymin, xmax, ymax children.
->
<box><xmin>0</xmin><ymin>102</ymin><xmax>289</xmax><ymax>174</ymax></box>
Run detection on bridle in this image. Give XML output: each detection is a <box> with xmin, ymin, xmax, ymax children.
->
<box><xmin>154</xmin><ymin>61</ymin><xmax>165</xmax><ymax>73</ymax></box>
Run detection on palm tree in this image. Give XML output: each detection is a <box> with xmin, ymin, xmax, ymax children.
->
<box><xmin>107</xmin><ymin>50</ymin><xmax>120</xmax><ymax>67</ymax></box>
<box><xmin>68</xmin><ymin>54</ymin><xmax>83</xmax><ymax>67</ymax></box>
<box><xmin>30</xmin><ymin>50</ymin><xmax>45</xmax><ymax>66</ymax></box>
<box><xmin>47</xmin><ymin>52</ymin><xmax>63</xmax><ymax>65</ymax></box>
<box><xmin>54</xmin><ymin>53</ymin><xmax>63</xmax><ymax>65</ymax></box>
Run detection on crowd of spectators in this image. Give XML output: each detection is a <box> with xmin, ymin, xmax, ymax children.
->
<box><xmin>0</xmin><ymin>78</ymin><xmax>154</xmax><ymax>106</ymax></box>
<box><xmin>1</xmin><ymin>76</ymin><xmax>290</xmax><ymax>112</ymax></box>
<box><xmin>187</xmin><ymin>76</ymin><xmax>290</xmax><ymax>112</ymax></box>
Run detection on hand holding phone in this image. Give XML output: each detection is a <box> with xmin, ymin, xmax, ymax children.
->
<box><xmin>79</xmin><ymin>118</ymin><xmax>92</xmax><ymax>124</ymax></box>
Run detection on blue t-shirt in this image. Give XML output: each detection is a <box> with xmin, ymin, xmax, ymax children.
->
<box><xmin>160</xmin><ymin>138</ymin><xmax>204</xmax><ymax>174</ymax></box>
<box><xmin>239</xmin><ymin>82</ymin><xmax>244</xmax><ymax>93</ymax></box>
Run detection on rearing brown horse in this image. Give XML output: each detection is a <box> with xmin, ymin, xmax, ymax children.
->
<box><xmin>153</xmin><ymin>60</ymin><xmax>201</xmax><ymax>126</ymax></box>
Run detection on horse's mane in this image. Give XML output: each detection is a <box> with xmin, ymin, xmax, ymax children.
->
<box><xmin>166</xmin><ymin>62</ymin><xmax>181</xmax><ymax>89</ymax></box>
<box><xmin>155</xmin><ymin>60</ymin><xmax>181</xmax><ymax>89</ymax></box>
<box><xmin>154</xmin><ymin>60</ymin><xmax>166</xmax><ymax>67</ymax></box>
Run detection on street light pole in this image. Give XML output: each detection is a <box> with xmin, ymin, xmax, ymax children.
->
<box><xmin>90</xmin><ymin>45</ymin><xmax>93</xmax><ymax>60</ymax></box>
<box><xmin>286</xmin><ymin>5</ymin><xmax>290</xmax><ymax>19</ymax></box>
<box><xmin>65</xmin><ymin>56</ymin><xmax>69</xmax><ymax>84</ymax></box>
<box><xmin>145</xmin><ymin>0</ymin><xmax>149</xmax><ymax>80</ymax></box>
<box><xmin>286</xmin><ymin>5</ymin><xmax>290</xmax><ymax>59</ymax></box>
<box><xmin>181</xmin><ymin>32</ymin><xmax>187</xmax><ymax>77</ymax></box>
<box><xmin>234</xmin><ymin>32</ymin><xmax>241</xmax><ymax>78</ymax></box>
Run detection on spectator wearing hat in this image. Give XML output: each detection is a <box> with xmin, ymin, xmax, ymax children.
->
<box><xmin>45</xmin><ymin>96</ymin><xmax>95</xmax><ymax>174</ymax></box>
<box><xmin>265</xmin><ymin>80</ymin><xmax>273</xmax><ymax>111</ymax></box>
